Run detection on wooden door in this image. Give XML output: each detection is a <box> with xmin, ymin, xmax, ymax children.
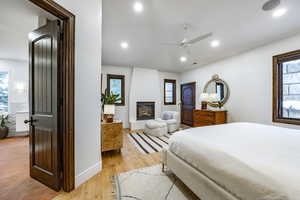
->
<box><xmin>181</xmin><ymin>82</ymin><xmax>196</xmax><ymax>126</ymax></box>
<box><xmin>27</xmin><ymin>20</ymin><xmax>62</xmax><ymax>191</ymax></box>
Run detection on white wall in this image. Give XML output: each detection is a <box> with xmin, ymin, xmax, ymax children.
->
<box><xmin>102</xmin><ymin>66</ymin><xmax>181</xmax><ymax>129</ymax></box>
<box><xmin>102</xmin><ymin>65</ymin><xmax>132</xmax><ymax>128</ymax></box>
<box><xmin>0</xmin><ymin>59</ymin><xmax>29</xmax><ymax>137</ymax></box>
<box><xmin>0</xmin><ymin>59</ymin><xmax>29</xmax><ymax>111</ymax></box>
<box><xmin>54</xmin><ymin>0</ymin><xmax>102</xmax><ymax>187</ymax></box>
<box><xmin>181</xmin><ymin>33</ymin><xmax>300</xmax><ymax>130</ymax></box>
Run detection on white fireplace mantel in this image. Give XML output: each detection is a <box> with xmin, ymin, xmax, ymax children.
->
<box><xmin>129</xmin><ymin>67</ymin><xmax>161</xmax><ymax>130</ymax></box>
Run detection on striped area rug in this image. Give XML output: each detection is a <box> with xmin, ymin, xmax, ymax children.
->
<box><xmin>128</xmin><ymin>132</ymin><xmax>173</xmax><ymax>154</ymax></box>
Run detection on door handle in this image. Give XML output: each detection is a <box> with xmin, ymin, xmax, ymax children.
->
<box><xmin>24</xmin><ymin>119</ymin><xmax>37</xmax><ymax>124</ymax></box>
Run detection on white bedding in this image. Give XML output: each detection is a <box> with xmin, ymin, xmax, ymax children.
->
<box><xmin>168</xmin><ymin>122</ymin><xmax>300</xmax><ymax>200</ymax></box>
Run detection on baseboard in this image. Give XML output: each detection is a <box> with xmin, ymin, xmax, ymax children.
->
<box><xmin>8</xmin><ymin>131</ymin><xmax>29</xmax><ymax>137</ymax></box>
<box><xmin>75</xmin><ymin>161</ymin><xmax>102</xmax><ymax>188</ymax></box>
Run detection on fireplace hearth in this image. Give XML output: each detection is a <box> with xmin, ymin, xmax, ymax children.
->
<box><xmin>136</xmin><ymin>102</ymin><xmax>155</xmax><ymax>120</ymax></box>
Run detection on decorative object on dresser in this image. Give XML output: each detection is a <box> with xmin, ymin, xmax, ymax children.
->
<box><xmin>193</xmin><ymin>109</ymin><xmax>227</xmax><ymax>127</ymax></box>
<box><xmin>200</xmin><ymin>93</ymin><xmax>219</xmax><ymax>110</ymax></box>
<box><xmin>200</xmin><ymin>93</ymin><xmax>209</xmax><ymax>109</ymax></box>
<box><xmin>203</xmin><ymin>74</ymin><xmax>230</xmax><ymax>108</ymax></box>
<box><xmin>101</xmin><ymin>120</ymin><xmax>123</xmax><ymax>152</ymax></box>
<box><xmin>101</xmin><ymin>89</ymin><xmax>122</xmax><ymax>122</ymax></box>
<box><xmin>103</xmin><ymin>104</ymin><xmax>115</xmax><ymax>123</ymax></box>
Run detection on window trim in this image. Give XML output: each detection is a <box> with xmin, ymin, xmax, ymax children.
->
<box><xmin>107</xmin><ymin>74</ymin><xmax>125</xmax><ymax>106</ymax></box>
<box><xmin>273</xmin><ymin>49</ymin><xmax>300</xmax><ymax>125</ymax></box>
<box><xmin>164</xmin><ymin>79</ymin><xmax>176</xmax><ymax>105</ymax></box>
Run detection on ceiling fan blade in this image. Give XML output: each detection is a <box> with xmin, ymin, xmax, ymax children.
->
<box><xmin>186</xmin><ymin>32</ymin><xmax>213</xmax><ymax>45</ymax></box>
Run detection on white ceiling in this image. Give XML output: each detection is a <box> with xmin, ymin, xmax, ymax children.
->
<box><xmin>102</xmin><ymin>0</ymin><xmax>300</xmax><ymax>72</ymax></box>
<box><xmin>0</xmin><ymin>0</ymin><xmax>57</xmax><ymax>61</ymax></box>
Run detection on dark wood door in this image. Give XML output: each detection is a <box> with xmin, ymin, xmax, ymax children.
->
<box><xmin>181</xmin><ymin>82</ymin><xmax>196</xmax><ymax>126</ymax></box>
<box><xmin>28</xmin><ymin>20</ymin><xmax>62</xmax><ymax>191</ymax></box>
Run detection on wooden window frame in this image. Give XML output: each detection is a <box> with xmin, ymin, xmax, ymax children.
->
<box><xmin>164</xmin><ymin>79</ymin><xmax>177</xmax><ymax>105</ymax></box>
<box><xmin>273</xmin><ymin>49</ymin><xmax>300</xmax><ymax>125</ymax></box>
<box><xmin>28</xmin><ymin>0</ymin><xmax>75</xmax><ymax>192</ymax></box>
<box><xmin>107</xmin><ymin>74</ymin><xmax>125</xmax><ymax>106</ymax></box>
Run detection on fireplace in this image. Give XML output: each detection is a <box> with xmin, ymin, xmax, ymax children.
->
<box><xmin>136</xmin><ymin>102</ymin><xmax>155</xmax><ymax>120</ymax></box>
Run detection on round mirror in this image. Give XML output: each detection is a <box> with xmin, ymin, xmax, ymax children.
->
<box><xmin>203</xmin><ymin>75</ymin><xmax>229</xmax><ymax>107</ymax></box>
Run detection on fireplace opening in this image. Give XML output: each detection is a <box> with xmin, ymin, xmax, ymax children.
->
<box><xmin>136</xmin><ymin>102</ymin><xmax>155</xmax><ymax>120</ymax></box>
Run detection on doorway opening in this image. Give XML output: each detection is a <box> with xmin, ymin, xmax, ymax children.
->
<box><xmin>181</xmin><ymin>82</ymin><xmax>196</xmax><ymax>126</ymax></box>
<box><xmin>0</xmin><ymin>0</ymin><xmax>75</xmax><ymax>198</ymax></box>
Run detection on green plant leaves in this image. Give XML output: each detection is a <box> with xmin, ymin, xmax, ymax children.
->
<box><xmin>101</xmin><ymin>89</ymin><xmax>122</xmax><ymax>105</ymax></box>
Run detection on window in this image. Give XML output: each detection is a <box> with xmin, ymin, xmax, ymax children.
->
<box><xmin>107</xmin><ymin>74</ymin><xmax>125</xmax><ymax>106</ymax></box>
<box><xmin>164</xmin><ymin>79</ymin><xmax>176</xmax><ymax>105</ymax></box>
<box><xmin>0</xmin><ymin>72</ymin><xmax>8</xmax><ymax>112</ymax></box>
<box><xmin>273</xmin><ymin>50</ymin><xmax>300</xmax><ymax>125</ymax></box>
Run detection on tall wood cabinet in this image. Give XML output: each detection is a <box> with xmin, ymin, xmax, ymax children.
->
<box><xmin>101</xmin><ymin>121</ymin><xmax>123</xmax><ymax>152</ymax></box>
<box><xmin>193</xmin><ymin>110</ymin><xmax>227</xmax><ymax>127</ymax></box>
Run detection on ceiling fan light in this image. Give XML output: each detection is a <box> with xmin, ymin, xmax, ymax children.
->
<box><xmin>133</xmin><ymin>2</ymin><xmax>143</xmax><ymax>13</ymax></box>
<box><xmin>120</xmin><ymin>41</ymin><xmax>129</xmax><ymax>49</ymax></box>
<box><xmin>180</xmin><ymin>56</ymin><xmax>187</xmax><ymax>62</ymax></box>
<box><xmin>272</xmin><ymin>8</ymin><xmax>287</xmax><ymax>18</ymax></box>
<box><xmin>211</xmin><ymin>40</ymin><xmax>220</xmax><ymax>48</ymax></box>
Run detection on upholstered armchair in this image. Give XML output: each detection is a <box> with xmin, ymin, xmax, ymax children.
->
<box><xmin>158</xmin><ymin>111</ymin><xmax>180</xmax><ymax>133</ymax></box>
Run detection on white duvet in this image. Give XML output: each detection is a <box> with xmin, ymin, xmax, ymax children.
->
<box><xmin>168</xmin><ymin>122</ymin><xmax>300</xmax><ymax>200</ymax></box>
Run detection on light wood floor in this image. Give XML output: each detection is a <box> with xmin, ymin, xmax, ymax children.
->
<box><xmin>0</xmin><ymin>136</ymin><xmax>58</xmax><ymax>200</ymax></box>
<box><xmin>53</xmin><ymin>129</ymin><xmax>161</xmax><ymax>200</ymax></box>
<box><xmin>1</xmin><ymin>128</ymin><xmax>177</xmax><ymax>200</ymax></box>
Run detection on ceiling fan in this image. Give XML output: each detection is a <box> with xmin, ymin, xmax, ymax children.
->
<box><xmin>161</xmin><ymin>24</ymin><xmax>213</xmax><ymax>48</ymax></box>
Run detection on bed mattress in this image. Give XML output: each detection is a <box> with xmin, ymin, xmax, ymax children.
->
<box><xmin>168</xmin><ymin>122</ymin><xmax>300</xmax><ymax>200</ymax></box>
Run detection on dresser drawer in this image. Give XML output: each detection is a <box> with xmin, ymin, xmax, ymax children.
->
<box><xmin>197</xmin><ymin>111</ymin><xmax>214</xmax><ymax>117</ymax></box>
<box><xmin>195</xmin><ymin>111</ymin><xmax>215</xmax><ymax>121</ymax></box>
<box><xmin>194</xmin><ymin>121</ymin><xmax>214</xmax><ymax>127</ymax></box>
<box><xmin>193</xmin><ymin>110</ymin><xmax>227</xmax><ymax>127</ymax></box>
<box><xmin>101</xmin><ymin>122</ymin><xmax>123</xmax><ymax>152</ymax></box>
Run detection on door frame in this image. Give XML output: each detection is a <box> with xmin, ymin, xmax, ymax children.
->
<box><xmin>180</xmin><ymin>82</ymin><xmax>196</xmax><ymax>125</ymax></box>
<box><xmin>28</xmin><ymin>0</ymin><xmax>75</xmax><ymax>192</ymax></box>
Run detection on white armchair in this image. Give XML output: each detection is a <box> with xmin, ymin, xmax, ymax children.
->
<box><xmin>158</xmin><ymin>111</ymin><xmax>180</xmax><ymax>133</ymax></box>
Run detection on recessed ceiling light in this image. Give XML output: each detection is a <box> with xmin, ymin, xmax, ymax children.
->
<box><xmin>133</xmin><ymin>2</ymin><xmax>143</xmax><ymax>13</ymax></box>
<box><xmin>120</xmin><ymin>42</ymin><xmax>129</xmax><ymax>49</ymax></box>
<box><xmin>211</xmin><ymin>40</ymin><xmax>220</xmax><ymax>48</ymax></box>
<box><xmin>180</xmin><ymin>56</ymin><xmax>187</xmax><ymax>62</ymax></box>
<box><xmin>272</xmin><ymin>8</ymin><xmax>287</xmax><ymax>18</ymax></box>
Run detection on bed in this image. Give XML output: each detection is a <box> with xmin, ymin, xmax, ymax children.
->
<box><xmin>162</xmin><ymin>122</ymin><xmax>300</xmax><ymax>200</ymax></box>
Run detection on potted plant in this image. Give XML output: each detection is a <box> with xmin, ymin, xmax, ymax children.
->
<box><xmin>0</xmin><ymin>114</ymin><xmax>9</xmax><ymax>139</ymax></box>
<box><xmin>101</xmin><ymin>89</ymin><xmax>122</xmax><ymax>122</ymax></box>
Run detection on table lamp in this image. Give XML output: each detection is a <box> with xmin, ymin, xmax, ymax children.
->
<box><xmin>104</xmin><ymin>104</ymin><xmax>115</xmax><ymax>123</ymax></box>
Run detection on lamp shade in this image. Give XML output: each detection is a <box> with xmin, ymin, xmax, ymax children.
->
<box><xmin>208</xmin><ymin>93</ymin><xmax>218</xmax><ymax>102</ymax></box>
<box><xmin>200</xmin><ymin>93</ymin><xmax>209</xmax><ymax>102</ymax></box>
<box><xmin>104</xmin><ymin>104</ymin><xmax>115</xmax><ymax>115</ymax></box>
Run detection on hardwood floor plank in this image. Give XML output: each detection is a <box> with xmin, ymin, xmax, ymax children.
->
<box><xmin>0</xmin><ymin>136</ymin><xmax>58</xmax><ymax>200</ymax></box>
<box><xmin>53</xmin><ymin>129</ymin><xmax>162</xmax><ymax>200</ymax></box>
<box><xmin>0</xmin><ymin>129</ymin><xmax>165</xmax><ymax>200</ymax></box>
